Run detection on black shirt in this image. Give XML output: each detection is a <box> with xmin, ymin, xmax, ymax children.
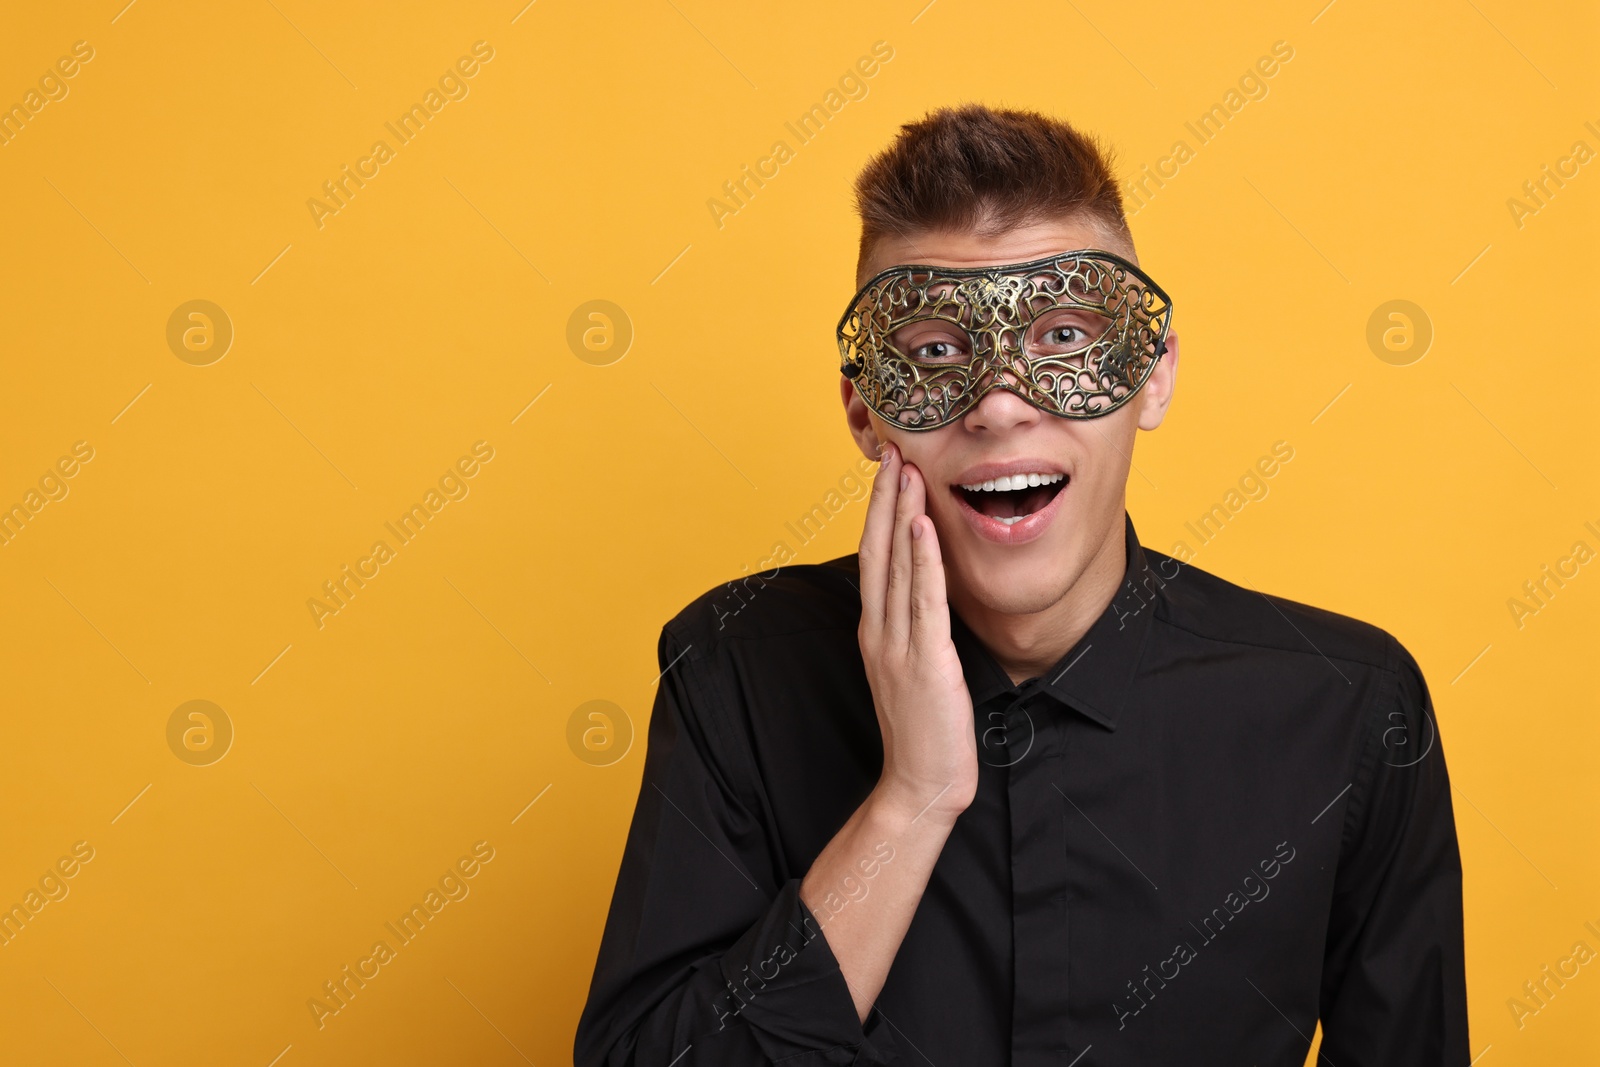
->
<box><xmin>574</xmin><ymin>514</ymin><xmax>1468</xmax><ymax>1066</ymax></box>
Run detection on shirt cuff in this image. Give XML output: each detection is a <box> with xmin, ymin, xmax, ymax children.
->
<box><xmin>713</xmin><ymin>877</ymin><xmax>899</xmax><ymax>1065</ymax></box>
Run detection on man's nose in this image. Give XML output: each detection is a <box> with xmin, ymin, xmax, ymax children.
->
<box><xmin>962</xmin><ymin>369</ymin><xmax>1043</xmax><ymax>432</ymax></box>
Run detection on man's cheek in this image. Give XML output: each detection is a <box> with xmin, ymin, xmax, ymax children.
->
<box><xmin>890</xmin><ymin>437</ymin><xmax>943</xmax><ymax>485</ymax></box>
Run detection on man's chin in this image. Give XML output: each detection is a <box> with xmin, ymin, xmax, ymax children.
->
<box><xmin>949</xmin><ymin>561</ymin><xmax>1077</xmax><ymax>620</ymax></box>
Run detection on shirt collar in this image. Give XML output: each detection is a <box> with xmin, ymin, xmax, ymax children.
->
<box><xmin>949</xmin><ymin>512</ymin><xmax>1162</xmax><ymax>731</ymax></box>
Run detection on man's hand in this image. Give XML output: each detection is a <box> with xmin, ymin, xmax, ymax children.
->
<box><xmin>797</xmin><ymin>441</ymin><xmax>978</xmax><ymax>1024</ymax></box>
<box><xmin>856</xmin><ymin>441</ymin><xmax>978</xmax><ymax>824</ymax></box>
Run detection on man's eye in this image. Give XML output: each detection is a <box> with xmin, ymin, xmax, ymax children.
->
<box><xmin>1031</xmin><ymin>318</ymin><xmax>1105</xmax><ymax>353</ymax></box>
<box><xmin>913</xmin><ymin>341</ymin><xmax>964</xmax><ymax>362</ymax></box>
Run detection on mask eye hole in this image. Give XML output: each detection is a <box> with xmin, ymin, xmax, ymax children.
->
<box><xmin>1026</xmin><ymin>308</ymin><xmax>1113</xmax><ymax>357</ymax></box>
<box><xmin>889</xmin><ymin>319</ymin><xmax>971</xmax><ymax>366</ymax></box>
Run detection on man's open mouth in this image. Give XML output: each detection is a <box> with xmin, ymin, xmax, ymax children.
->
<box><xmin>953</xmin><ymin>472</ymin><xmax>1068</xmax><ymax>526</ymax></box>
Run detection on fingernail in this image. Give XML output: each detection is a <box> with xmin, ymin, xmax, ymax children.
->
<box><xmin>899</xmin><ymin>472</ymin><xmax>909</xmax><ymax>491</ymax></box>
<box><xmin>911</xmin><ymin>518</ymin><xmax>923</xmax><ymax>540</ymax></box>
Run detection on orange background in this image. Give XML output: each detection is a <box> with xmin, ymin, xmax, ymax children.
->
<box><xmin>0</xmin><ymin>1</ymin><xmax>1594</xmax><ymax>1064</ymax></box>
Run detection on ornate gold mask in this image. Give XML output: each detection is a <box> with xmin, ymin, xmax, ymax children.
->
<box><xmin>838</xmin><ymin>249</ymin><xmax>1173</xmax><ymax>430</ymax></box>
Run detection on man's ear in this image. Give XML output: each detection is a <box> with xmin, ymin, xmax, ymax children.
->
<box><xmin>840</xmin><ymin>375</ymin><xmax>883</xmax><ymax>460</ymax></box>
<box><xmin>1136</xmin><ymin>329</ymin><xmax>1179</xmax><ymax>431</ymax></box>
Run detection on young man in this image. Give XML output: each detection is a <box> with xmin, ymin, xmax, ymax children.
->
<box><xmin>574</xmin><ymin>105</ymin><xmax>1468</xmax><ymax>1066</ymax></box>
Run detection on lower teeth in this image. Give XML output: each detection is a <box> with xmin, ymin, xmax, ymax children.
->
<box><xmin>996</xmin><ymin>515</ymin><xmax>1024</xmax><ymax>526</ymax></box>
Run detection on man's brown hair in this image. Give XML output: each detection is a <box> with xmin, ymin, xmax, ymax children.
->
<box><xmin>852</xmin><ymin>104</ymin><xmax>1133</xmax><ymax>282</ymax></box>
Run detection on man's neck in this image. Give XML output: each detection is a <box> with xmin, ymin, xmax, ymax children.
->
<box><xmin>951</xmin><ymin>516</ymin><xmax>1128</xmax><ymax>687</ymax></box>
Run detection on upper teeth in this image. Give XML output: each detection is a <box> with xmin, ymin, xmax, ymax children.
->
<box><xmin>959</xmin><ymin>472</ymin><xmax>1065</xmax><ymax>492</ymax></box>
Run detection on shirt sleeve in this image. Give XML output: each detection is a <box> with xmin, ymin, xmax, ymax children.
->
<box><xmin>573</xmin><ymin>621</ymin><xmax>899</xmax><ymax>1067</ymax></box>
<box><xmin>1318</xmin><ymin>634</ymin><xmax>1470</xmax><ymax>1065</ymax></box>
